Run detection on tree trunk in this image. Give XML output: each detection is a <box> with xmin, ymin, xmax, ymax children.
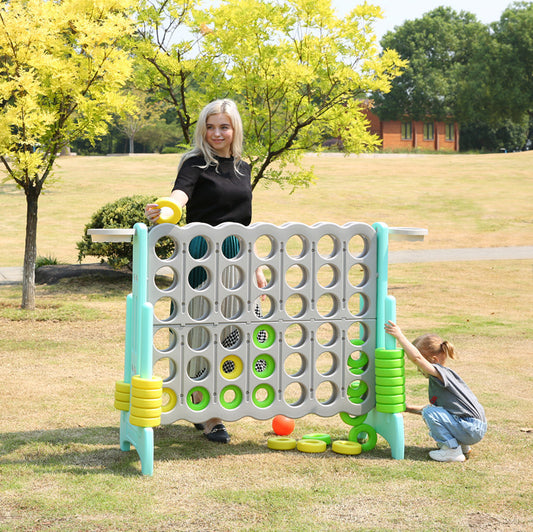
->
<box><xmin>21</xmin><ymin>185</ymin><xmax>40</xmax><ymax>310</ymax></box>
<box><xmin>129</xmin><ymin>136</ymin><xmax>134</xmax><ymax>154</ymax></box>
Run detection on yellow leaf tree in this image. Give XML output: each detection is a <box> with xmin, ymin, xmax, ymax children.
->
<box><xmin>0</xmin><ymin>0</ymin><xmax>135</xmax><ymax>309</ymax></box>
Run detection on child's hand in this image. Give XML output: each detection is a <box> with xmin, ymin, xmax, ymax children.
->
<box><xmin>385</xmin><ymin>320</ymin><xmax>402</xmax><ymax>339</ymax></box>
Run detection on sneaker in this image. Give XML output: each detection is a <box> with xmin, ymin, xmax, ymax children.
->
<box><xmin>429</xmin><ymin>445</ymin><xmax>465</xmax><ymax>462</ymax></box>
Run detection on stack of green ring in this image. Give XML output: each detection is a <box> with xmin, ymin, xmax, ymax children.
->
<box><xmin>374</xmin><ymin>348</ymin><xmax>406</xmax><ymax>414</ymax></box>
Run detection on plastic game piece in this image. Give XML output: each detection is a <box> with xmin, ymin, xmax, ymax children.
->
<box><xmin>332</xmin><ymin>440</ymin><xmax>362</xmax><ymax>455</ymax></box>
<box><xmin>297</xmin><ymin>439</ymin><xmax>327</xmax><ymax>453</ymax></box>
<box><xmin>267</xmin><ymin>436</ymin><xmax>297</xmax><ymax>450</ymax></box>
<box><xmin>272</xmin><ymin>415</ymin><xmax>295</xmax><ymax>436</ymax></box>
<box><xmin>155</xmin><ymin>197</ymin><xmax>182</xmax><ymax>225</ymax></box>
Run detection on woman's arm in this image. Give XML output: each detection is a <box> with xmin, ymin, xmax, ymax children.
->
<box><xmin>384</xmin><ymin>321</ymin><xmax>442</xmax><ymax>381</ymax></box>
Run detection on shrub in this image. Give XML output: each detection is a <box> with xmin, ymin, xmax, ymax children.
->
<box><xmin>77</xmin><ymin>195</ymin><xmax>183</xmax><ymax>269</ymax></box>
<box><xmin>35</xmin><ymin>255</ymin><xmax>59</xmax><ymax>268</ymax></box>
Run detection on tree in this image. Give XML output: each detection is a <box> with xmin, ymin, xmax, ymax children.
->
<box><xmin>0</xmin><ymin>0</ymin><xmax>135</xmax><ymax>309</ymax></box>
<box><xmin>133</xmin><ymin>0</ymin><xmax>406</xmax><ymax>190</ymax></box>
<box><xmin>373</xmin><ymin>7</ymin><xmax>488</xmax><ymax>123</ymax></box>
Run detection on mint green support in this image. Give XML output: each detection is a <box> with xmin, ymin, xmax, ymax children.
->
<box><xmin>118</xmin><ymin>223</ymin><xmax>155</xmax><ymax>476</ymax></box>
<box><xmin>369</xmin><ymin>222</ymin><xmax>405</xmax><ymax>460</ymax></box>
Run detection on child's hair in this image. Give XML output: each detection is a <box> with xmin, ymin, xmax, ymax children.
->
<box><xmin>413</xmin><ymin>334</ymin><xmax>457</xmax><ymax>362</ymax></box>
<box><xmin>179</xmin><ymin>99</ymin><xmax>244</xmax><ymax>173</ymax></box>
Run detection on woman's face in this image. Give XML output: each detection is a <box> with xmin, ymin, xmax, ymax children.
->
<box><xmin>206</xmin><ymin>113</ymin><xmax>234</xmax><ymax>157</ymax></box>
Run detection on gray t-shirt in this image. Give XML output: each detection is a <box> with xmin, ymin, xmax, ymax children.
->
<box><xmin>428</xmin><ymin>364</ymin><xmax>486</xmax><ymax>422</ymax></box>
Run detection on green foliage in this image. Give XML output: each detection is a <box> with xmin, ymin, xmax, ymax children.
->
<box><xmin>77</xmin><ymin>195</ymin><xmax>182</xmax><ymax>269</ymax></box>
<box><xmin>35</xmin><ymin>255</ymin><xmax>59</xmax><ymax>269</ymax></box>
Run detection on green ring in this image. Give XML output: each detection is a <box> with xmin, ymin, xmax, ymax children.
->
<box><xmin>252</xmin><ymin>384</ymin><xmax>275</xmax><ymax>408</ymax></box>
<box><xmin>302</xmin><ymin>433</ymin><xmax>332</xmax><ymax>445</ymax></box>
<box><xmin>253</xmin><ymin>354</ymin><xmax>275</xmax><ymax>378</ymax></box>
<box><xmin>376</xmin><ymin>393</ymin><xmax>406</xmax><ymax>405</ymax></box>
<box><xmin>375</xmin><ymin>376</ymin><xmax>405</xmax><ymax>387</ymax></box>
<box><xmin>347</xmin><ymin>380</ymin><xmax>368</xmax><ymax>397</ymax></box>
<box><xmin>253</xmin><ymin>324</ymin><xmax>276</xmax><ymax>349</ymax></box>
<box><xmin>375</xmin><ymin>348</ymin><xmax>404</xmax><ymax>360</ymax></box>
<box><xmin>375</xmin><ymin>384</ymin><xmax>405</xmax><ymax>395</ymax></box>
<box><xmin>220</xmin><ymin>385</ymin><xmax>243</xmax><ymax>409</ymax></box>
<box><xmin>375</xmin><ymin>358</ymin><xmax>404</xmax><ymax>369</ymax></box>
<box><xmin>347</xmin><ymin>351</ymin><xmax>369</xmax><ymax>369</ymax></box>
<box><xmin>375</xmin><ymin>367</ymin><xmax>405</xmax><ymax>378</ymax></box>
<box><xmin>339</xmin><ymin>412</ymin><xmax>367</xmax><ymax>427</ymax></box>
<box><xmin>376</xmin><ymin>403</ymin><xmax>406</xmax><ymax>414</ymax></box>
<box><xmin>186</xmin><ymin>386</ymin><xmax>210</xmax><ymax>410</ymax></box>
<box><xmin>349</xmin><ymin>423</ymin><xmax>378</xmax><ymax>451</ymax></box>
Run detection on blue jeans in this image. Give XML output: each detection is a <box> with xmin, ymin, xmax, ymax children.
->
<box><xmin>422</xmin><ymin>405</ymin><xmax>487</xmax><ymax>449</ymax></box>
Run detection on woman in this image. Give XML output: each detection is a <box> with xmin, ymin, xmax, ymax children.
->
<box><xmin>146</xmin><ymin>99</ymin><xmax>266</xmax><ymax>443</ymax></box>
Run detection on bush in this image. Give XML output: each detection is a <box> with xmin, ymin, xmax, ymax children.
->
<box><xmin>77</xmin><ymin>195</ymin><xmax>183</xmax><ymax>269</ymax></box>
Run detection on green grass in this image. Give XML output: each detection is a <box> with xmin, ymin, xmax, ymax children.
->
<box><xmin>1</xmin><ymin>153</ymin><xmax>532</xmax><ymax>530</ymax></box>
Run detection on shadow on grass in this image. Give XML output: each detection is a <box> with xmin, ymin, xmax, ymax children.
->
<box><xmin>0</xmin><ymin>423</ymin><xmax>432</xmax><ymax>476</ymax></box>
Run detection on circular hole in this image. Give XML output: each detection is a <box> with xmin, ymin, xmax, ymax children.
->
<box><xmin>220</xmin><ymin>355</ymin><xmax>243</xmax><ymax>379</ymax></box>
<box><xmin>285</xmin><ymin>264</ymin><xmax>306</xmax><ymax>289</ymax></box>
<box><xmin>153</xmin><ymin>357</ymin><xmax>177</xmax><ymax>381</ymax></box>
<box><xmin>154</xmin><ymin>296</ymin><xmax>176</xmax><ymax>322</ymax></box>
<box><xmin>317</xmin><ymin>264</ymin><xmax>337</xmax><ymax>288</ymax></box>
<box><xmin>347</xmin><ymin>322</ymin><xmax>369</xmax><ymax>342</ymax></box>
<box><xmin>252</xmin><ymin>384</ymin><xmax>275</xmax><ymax>408</ymax></box>
<box><xmin>348</xmin><ymin>235</ymin><xmax>367</xmax><ymax>258</ymax></box>
<box><xmin>316</xmin><ymin>351</ymin><xmax>337</xmax><ymax>376</ymax></box>
<box><xmin>187</xmin><ymin>356</ymin><xmax>209</xmax><ymax>380</ymax></box>
<box><xmin>254</xmin><ymin>295</ymin><xmax>274</xmax><ymax>319</ymax></box>
<box><xmin>348</xmin><ymin>293</ymin><xmax>368</xmax><ymax>316</ymax></box>
<box><xmin>347</xmin><ymin>350</ymin><xmax>369</xmax><ymax>374</ymax></box>
<box><xmin>284</xmin><ymin>352</ymin><xmax>306</xmax><ymax>377</ymax></box>
<box><xmin>316</xmin><ymin>293</ymin><xmax>338</xmax><ymax>317</ymax></box>
<box><xmin>254</xmin><ymin>235</ymin><xmax>274</xmax><ymax>260</ymax></box>
<box><xmin>188</xmin><ymin>266</ymin><xmax>210</xmax><ymax>290</ymax></box>
<box><xmin>155</xmin><ymin>235</ymin><xmax>177</xmax><ymax>260</ymax></box>
<box><xmin>188</xmin><ymin>235</ymin><xmax>209</xmax><ymax>260</ymax></box>
<box><xmin>253</xmin><ymin>324</ymin><xmax>276</xmax><ymax>349</ymax></box>
<box><xmin>284</xmin><ymin>382</ymin><xmax>306</xmax><ymax>406</ymax></box>
<box><xmin>187</xmin><ymin>327</ymin><xmax>211</xmax><ymax>351</ymax></box>
<box><xmin>221</xmin><ymin>265</ymin><xmax>244</xmax><ymax>290</ymax></box>
<box><xmin>349</xmin><ymin>264</ymin><xmax>367</xmax><ymax>287</ymax></box>
<box><xmin>188</xmin><ymin>295</ymin><xmax>211</xmax><ymax>321</ymax></box>
<box><xmin>220</xmin><ymin>295</ymin><xmax>244</xmax><ymax>320</ymax></box>
<box><xmin>257</xmin><ymin>265</ymin><xmax>274</xmax><ymax>288</ymax></box>
<box><xmin>220</xmin><ymin>385</ymin><xmax>243</xmax><ymax>409</ymax></box>
<box><xmin>286</xmin><ymin>235</ymin><xmax>307</xmax><ymax>259</ymax></box>
<box><xmin>284</xmin><ymin>323</ymin><xmax>307</xmax><ymax>348</ymax></box>
<box><xmin>317</xmin><ymin>234</ymin><xmax>338</xmax><ymax>259</ymax></box>
<box><xmin>187</xmin><ymin>386</ymin><xmax>209</xmax><ymax>410</ymax></box>
<box><xmin>154</xmin><ymin>266</ymin><xmax>177</xmax><ymax>291</ymax></box>
<box><xmin>316</xmin><ymin>322</ymin><xmax>338</xmax><ymax>346</ymax></box>
<box><xmin>253</xmin><ymin>354</ymin><xmax>275</xmax><ymax>378</ymax></box>
<box><xmin>221</xmin><ymin>235</ymin><xmax>242</xmax><ymax>259</ymax></box>
<box><xmin>153</xmin><ymin>327</ymin><xmax>177</xmax><ymax>352</ymax></box>
<box><xmin>285</xmin><ymin>293</ymin><xmax>306</xmax><ymax>318</ymax></box>
<box><xmin>221</xmin><ymin>325</ymin><xmax>242</xmax><ymax>349</ymax></box>
<box><xmin>316</xmin><ymin>381</ymin><xmax>336</xmax><ymax>405</ymax></box>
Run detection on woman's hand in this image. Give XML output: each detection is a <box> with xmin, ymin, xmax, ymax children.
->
<box><xmin>145</xmin><ymin>203</ymin><xmax>161</xmax><ymax>224</ymax></box>
<box><xmin>255</xmin><ymin>266</ymin><xmax>267</xmax><ymax>290</ymax></box>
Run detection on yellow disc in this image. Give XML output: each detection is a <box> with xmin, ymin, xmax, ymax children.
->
<box><xmin>131</xmin><ymin>387</ymin><xmax>162</xmax><ymax>399</ymax></box>
<box><xmin>129</xmin><ymin>414</ymin><xmax>161</xmax><ymax>428</ymax></box>
<box><xmin>114</xmin><ymin>399</ymin><xmax>130</xmax><ymax>412</ymax></box>
<box><xmin>155</xmin><ymin>197</ymin><xmax>182</xmax><ymax>225</ymax></box>
<box><xmin>131</xmin><ymin>375</ymin><xmax>163</xmax><ymax>390</ymax></box>
<box><xmin>115</xmin><ymin>381</ymin><xmax>130</xmax><ymax>394</ymax></box>
<box><xmin>130</xmin><ymin>396</ymin><xmax>162</xmax><ymax>409</ymax></box>
<box><xmin>297</xmin><ymin>439</ymin><xmax>327</xmax><ymax>453</ymax></box>
<box><xmin>162</xmin><ymin>388</ymin><xmax>177</xmax><ymax>413</ymax></box>
<box><xmin>267</xmin><ymin>436</ymin><xmax>297</xmax><ymax>451</ymax></box>
<box><xmin>332</xmin><ymin>440</ymin><xmax>362</xmax><ymax>455</ymax></box>
<box><xmin>220</xmin><ymin>355</ymin><xmax>243</xmax><ymax>380</ymax></box>
<box><xmin>114</xmin><ymin>391</ymin><xmax>130</xmax><ymax>403</ymax></box>
<box><xmin>130</xmin><ymin>406</ymin><xmax>162</xmax><ymax>419</ymax></box>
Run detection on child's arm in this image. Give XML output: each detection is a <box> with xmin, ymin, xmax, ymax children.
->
<box><xmin>384</xmin><ymin>321</ymin><xmax>442</xmax><ymax>381</ymax></box>
<box><xmin>405</xmin><ymin>405</ymin><xmax>424</xmax><ymax>415</ymax></box>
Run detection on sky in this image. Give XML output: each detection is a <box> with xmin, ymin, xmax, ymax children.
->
<box><xmin>332</xmin><ymin>1</ymin><xmax>517</xmax><ymax>40</ymax></box>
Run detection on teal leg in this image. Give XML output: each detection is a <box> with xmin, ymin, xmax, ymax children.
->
<box><xmin>119</xmin><ymin>411</ymin><xmax>154</xmax><ymax>475</ymax></box>
<box><xmin>366</xmin><ymin>409</ymin><xmax>404</xmax><ymax>459</ymax></box>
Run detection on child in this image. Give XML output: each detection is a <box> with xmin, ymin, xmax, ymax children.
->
<box><xmin>384</xmin><ymin>321</ymin><xmax>487</xmax><ymax>462</ymax></box>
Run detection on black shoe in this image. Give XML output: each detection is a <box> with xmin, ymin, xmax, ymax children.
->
<box><xmin>204</xmin><ymin>424</ymin><xmax>231</xmax><ymax>443</ymax></box>
<box><xmin>193</xmin><ymin>423</ymin><xmax>205</xmax><ymax>431</ymax></box>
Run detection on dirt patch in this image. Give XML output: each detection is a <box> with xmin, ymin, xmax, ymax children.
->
<box><xmin>35</xmin><ymin>263</ymin><xmax>131</xmax><ymax>285</ymax></box>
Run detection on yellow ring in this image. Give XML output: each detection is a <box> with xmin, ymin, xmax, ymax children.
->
<box><xmin>162</xmin><ymin>388</ymin><xmax>177</xmax><ymax>413</ymax></box>
<box><xmin>114</xmin><ymin>399</ymin><xmax>130</xmax><ymax>411</ymax></box>
<box><xmin>115</xmin><ymin>381</ymin><xmax>130</xmax><ymax>394</ymax></box>
<box><xmin>131</xmin><ymin>387</ymin><xmax>162</xmax><ymax>399</ymax></box>
<box><xmin>155</xmin><ymin>197</ymin><xmax>182</xmax><ymax>225</ymax></box>
<box><xmin>130</xmin><ymin>406</ymin><xmax>162</xmax><ymax>418</ymax></box>
<box><xmin>114</xmin><ymin>391</ymin><xmax>130</xmax><ymax>403</ymax></box>
<box><xmin>332</xmin><ymin>440</ymin><xmax>362</xmax><ymax>455</ymax></box>
<box><xmin>220</xmin><ymin>355</ymin><xmax>243</xmax><ymax>380</ymax></box>
<box><xmin>297</xmin><ymin>439</ymin><xmax>327</xmax><ymax>453</ymax></box>
<box><xmin>131</xmin><ymin>375</ymin><xmax>163</xmax><ymax>390</ymax></box>
<box><xmin>267</xmin><ymin>437</ymin><xmax>297</xmax><ymax>450</ymax></box>
<box><xmin>130</xmin><ymin>396</ymin><xmax>162</xmax><ymax>409</ymax></box>
<box><xmin>129</xmin><ymin>414</ymin><xmax>161</xmax><ymax>428</ymax></box>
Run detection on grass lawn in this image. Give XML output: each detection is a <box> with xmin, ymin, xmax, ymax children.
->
<box><xmin>0</xmin><ymin>153</ymin><xmax>532</xmax><ymax>531</ymax></box>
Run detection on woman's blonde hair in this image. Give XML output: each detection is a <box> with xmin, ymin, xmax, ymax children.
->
<box><xmin>413</xmin><ymin>334</ymin><xmax>457</xmax><ymax>361</ymax></box>
<box><xmin>179</xmin><ymin>99</ymin><xmax>244</xmax><ymax>172</ymax></box>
